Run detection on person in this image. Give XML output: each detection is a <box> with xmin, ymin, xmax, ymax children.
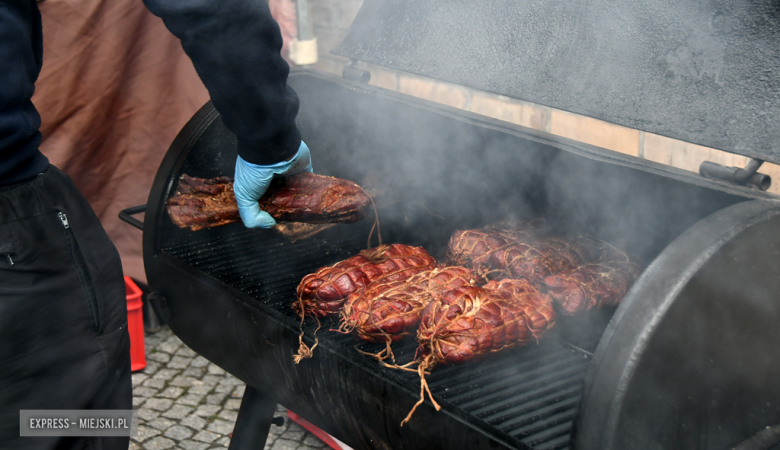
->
<box><xmin>142</xmin><ymin>0</ymin><xmax>314</xmax><ymax>229</ymax></box>
<box><xmin>0</xmin><ymin>0</ymin><xmax>310</xmax><ymax>448</ymax></box>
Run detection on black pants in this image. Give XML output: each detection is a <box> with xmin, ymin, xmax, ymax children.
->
<box><xmin>0</xmin><ymin>166</ymin><xmax>131</xmax><ymax>450</ymax></box>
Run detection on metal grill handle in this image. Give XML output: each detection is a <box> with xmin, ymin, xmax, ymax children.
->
<box><xmin>119</xmin><ymin>205</ymin><xmax>146</xmax><ymax>231</ymax></box>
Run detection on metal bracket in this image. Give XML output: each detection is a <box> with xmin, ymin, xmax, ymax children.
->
<box><xmin>342</xmin><ymin>59</ymin><xmax>371</xmax><ymax>84</ymax></box>
<box><xmin>699</xmin><ymin>158</ymin><xmax>771</xmax><ymax>191</ymax></box>
<box><xmin>119</xmin><ymin>204</ymin><xmax>146</xmax><ymax>231</ymax></box>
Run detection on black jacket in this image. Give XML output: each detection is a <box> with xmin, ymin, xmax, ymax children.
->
<box><xmin>0</xmin><ymin>0</ymin><xmax>301</xmax><ymax>185</ymax></box>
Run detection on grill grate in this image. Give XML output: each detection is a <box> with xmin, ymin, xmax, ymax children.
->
<box><xmin>163</xmin><ymin>224</ymin><xmax>608</xmax><ymax>450</ymax></box>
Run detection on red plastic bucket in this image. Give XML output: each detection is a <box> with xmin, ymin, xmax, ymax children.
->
<box><xmin>125</xmin><ymin>277</ymin><xmax>146</xmax><ymax>372</ymax></box>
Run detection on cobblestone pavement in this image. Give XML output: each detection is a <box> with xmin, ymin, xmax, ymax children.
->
<box><xmin>131</xmin><ymin>327</ymin><xmax>331</xmax><ymax>450</ymax></box>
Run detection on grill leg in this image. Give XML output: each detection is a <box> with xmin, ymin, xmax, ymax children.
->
<box><xmin>228</xmin><ymin>386</ymin><xmax>277</xmax><ymax>450</ymax></box>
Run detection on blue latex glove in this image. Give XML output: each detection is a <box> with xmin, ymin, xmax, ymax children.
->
<box><xmin>234</xmin><ymin>141</ymin><xmax>313</xmax><ymax>228</ymax></box>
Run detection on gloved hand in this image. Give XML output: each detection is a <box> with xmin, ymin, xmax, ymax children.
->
<box><xmin>234</xmin><ymin>141</ymin><xmax>313</xmax><ymax>228</ymax></box>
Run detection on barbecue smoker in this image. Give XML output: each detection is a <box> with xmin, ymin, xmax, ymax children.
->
<box><xmin>122</xmin><ymin>1</ymin><xmax>780</xmax><ymax>449</ymax></box>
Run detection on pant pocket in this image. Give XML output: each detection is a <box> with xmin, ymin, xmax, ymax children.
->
<box><xmin>56</xmin><ymin>210</ymin><xmax>101</xmax><ymax>332</ymax></box>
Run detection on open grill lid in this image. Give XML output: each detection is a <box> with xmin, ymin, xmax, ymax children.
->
<box><xmin>333</xmin><ymin>0</ymin><xmax>780</xmax><ymax>165</ymax></box>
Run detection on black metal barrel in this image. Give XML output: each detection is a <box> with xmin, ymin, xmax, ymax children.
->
<box><xmin>136</xmin><ymin>70</ymin><xmax>780</xmax><ymax>450</ymax></box>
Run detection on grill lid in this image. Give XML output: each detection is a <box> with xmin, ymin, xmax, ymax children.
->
<box><xmin>333</xmin><ymin>0</ymin><xmax>780</xmax><ymax>165</ymax></box>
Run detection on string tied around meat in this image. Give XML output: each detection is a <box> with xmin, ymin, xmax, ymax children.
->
<box><xmin>400</xmin><ymin>354</ymin><xmax>440</xmax><ymax>427</ymax></box>
<box><xmin>293</xmin><ymin>308</ymin><xmax>321</xmax><ymax>364</ymax></box>
<box><xmin>357</xmin><ymin>185</ymin><xmax>382</xmax><ymax>249</ymax></box>
<box><xmin>339</xmin><ymin>287</ymin><xmax>400</xmax><ymax>363</ymax></box>
<box><xmin>354</xmin><ymin>340</ymin><xmax>397</xmax><ymax>363</ymax></box>
<box><xmin>293</xmin><ymin>188</ymin><xmax>384</xmax><ymax>364</ymax></box>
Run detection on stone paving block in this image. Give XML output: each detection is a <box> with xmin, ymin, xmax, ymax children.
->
<box><xmin>206</xmin><ymin>419</ymin><xmax>235</xmax><ymax>435</ymax></box>
<box><xmin>140</xmin><ymin>360</ymin><xmax>159</xmax><ymax>375</ymax></box>
<box><xmin>179</xmin><ymin>440</ymin><xmax>209</xmax><ymax>450</ymax></box>
<box><xmin>268</xmin><ymin>423</ymin><xmax>286</xmax><ymax>437</ymax></box>
<box><xmin>270</xmin><ymin>439</ymin><xmax>299</xmax><ymax>450</ymax></box>
<box><xmin>183</xmin><ymin>367</ymin><xmax>205</xmax><ymax>378</ymax></box>
<box><xmin>217</xmin><ymin>409</ymin><xmax>238</xmax><ymax>422</ymax></box>
<box><xmin>152</xmin><ymin>368</ymin><xmax>177</xmax><ymax>381</ymax></box>
<box><xmin>144</xmin><ymin>335</ymin><xmax>161</xmax><ymax>347</ymax></box>
<box><xmin>137</xmin><ymin>408</ymin><xmax>160</xmax><ymax>422</ymax></box>
<box><xmin>181</xmin><ymin>414</ymin><xmax>207</xmax><ymax>430</ymax></box>
<box><xmin>175</xmin><ymin>347</ymin><xmax>197</xmax><ymax>357</ymax></box>
<box><xmin>192</xmin><ymin>430</ymin><xmax>220</xmax><ymax>443</ymax></box>
<box><xmin>163</xmin><ymin>424</ymin><xmax>194</xmax><ymax>441</ymax></box>
<box><xmin>206</xmin><ymin>393</ymin><xmax>227</xmax><ymax>405</ymax></box>
<box><xmin>281</xmin><ymin>422</ymin><xmax>305</xmax><ymax>441</ymax></box>
<box><xmin>142</xmin><ymin>378</ymin><xmax>167</xmax><ymax>389</ymax></box>
<box><xmin>167</xmin><ymin>355</ymin><xmax>190</xmax><ymax>369</ymax></box>
<box><xmin>302</xmin><ymin>434</ymin><xmax>327</xmax><ymax>447</ymax></box>
<box><xmin>134</xmin><ymin>386</ymin><xmax>158</xmax><ymax>398</ymax></box>
<box><xmin>190</xmin><ymin>356</ymin><xmax>210</xmax><ymax>368</ymax></box>
<box><xmin>144</xmin><ymin>398</ymin><xmax>174</xmax><ymax>412</ymax></box>
<box><xmin>158</xmin><ymin>386</ymin><xmax>184</xmax><ymax>399</ymax></box>
<box><xmin>157</xmin><ymin>335</ymin><xmax>183</xmax><ymax>354</ymax></box>
<box><xmin>224</xmin><ymin>399</ymin><xmax>242</xmax><ymax>410</ymax></box>
<box><xmin>220</xmin><ymin>376</ymin><xmax>243</xmax><ymax>386</ymax></box>
<box><xmin>193</xmin><ymin>404</ymin><xmax>221</xmax><ymax>417</ymax></box>
<box><xmin>148</xmin><ymin>417</ymin><xmax>175</xmax><ymax>431</ymax></box>
<box><xmin>132</xmin><ymin>397</ymin><xmax>146</xmax><ymax>408</ymax></box>
<box><xmin>214</xmin><ymin>383</ymin><xmax>233</xmax><ymax>394</ymax></box>
<box><xmin>162</xmin><ymin>404</ymin><xmax>193</xmax><ymax>420</ymax></box>
<box><xmin>207</xmin><ymin>363</ymin><xmax>225</xmax><ymax>375</ymax></box>
<box><xmin>146</xmin><ymin>328</ymin><xmax>171</xmax><ymax>345</ymax></box>
<box><xmin>169</xmin><ymin>375</ymin><xmax>197</xmax><ymax>387</ymax></box>
<box><xmin>187</xmin><ymin>384</ymin><xmax>211</xmax><ymax>395</ymax></box>
<box><xmin>215</xmin><ymin>436</ymin><xmax>231</xmax><ymax>446</ymax></box>
<box><xmin>201</xmin><ymin>375</ymin><xmax>222</xmax><ymax>386</ymax></box>
<box><xmin>178</xmin><ymin>440</ymin><xmax>209</xmax><ymax>450</ymax></box>
<box><xmin>147</xmin><ymin>351</ymin><xmax>172</xmax><ymax>364</ymax></box>
<box><xmin>136</xmin><ymin>424</ymin><xmax>162</xmax><ymax>442</ymax></box>
<box><xmin>143</xmin><ymin>435</ymin><xmax>175</xmax><ymax>450</ymax></box>
<box><xmin>132</xmin><ymin>373</ymin><xmax>149</xmax><ymax>387</ymax></box>
<box><xmin>231</xmin><ymin>385</ymin><xmax>246</xmax><ymax>398</ymax></box>
<box><xmin>176</xmin><ymin>393</ymin><xmax>205</xmax><ymax>406</ymax></box>
<box><xmin>129</xmin><ymin>440</ymin><xmax>142</xmax><ymax>450</ymax></box>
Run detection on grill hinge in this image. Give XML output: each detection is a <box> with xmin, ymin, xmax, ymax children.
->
<box><xmin>699</xmin><ymin>158</ymin><xmax>771</xmax><ymax>191</ymax></box>
<box><xmin>342</xmin><ymin>59</ymin><xmax>371</xmax><ymax>84</ymax></box>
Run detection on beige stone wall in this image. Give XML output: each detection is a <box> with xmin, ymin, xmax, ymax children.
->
<box><xmin>307</xmin><ymin>0</ymin><xmax>780</xmax><ymax>195</ymax></box>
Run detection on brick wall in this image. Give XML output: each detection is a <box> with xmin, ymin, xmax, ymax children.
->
<box><xmin>307</xmin><ymin>0</ymin><xmax>780</xmax><ymax>195</ymax></box>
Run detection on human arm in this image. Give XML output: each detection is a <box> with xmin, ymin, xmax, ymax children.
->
<box><xmin>142</xmin><ymin>0</ymin><xmax>302</xmax><ymax>166</ymax></box>
<box><xmin>143</xmin><ymin>0</ymin><xmax>311</xmax><ymax>227</ymax></box>
<box><xmin>0</xmin><ymin>0</ymin><xmax>49</xmax><ymax>185</ymax></box>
